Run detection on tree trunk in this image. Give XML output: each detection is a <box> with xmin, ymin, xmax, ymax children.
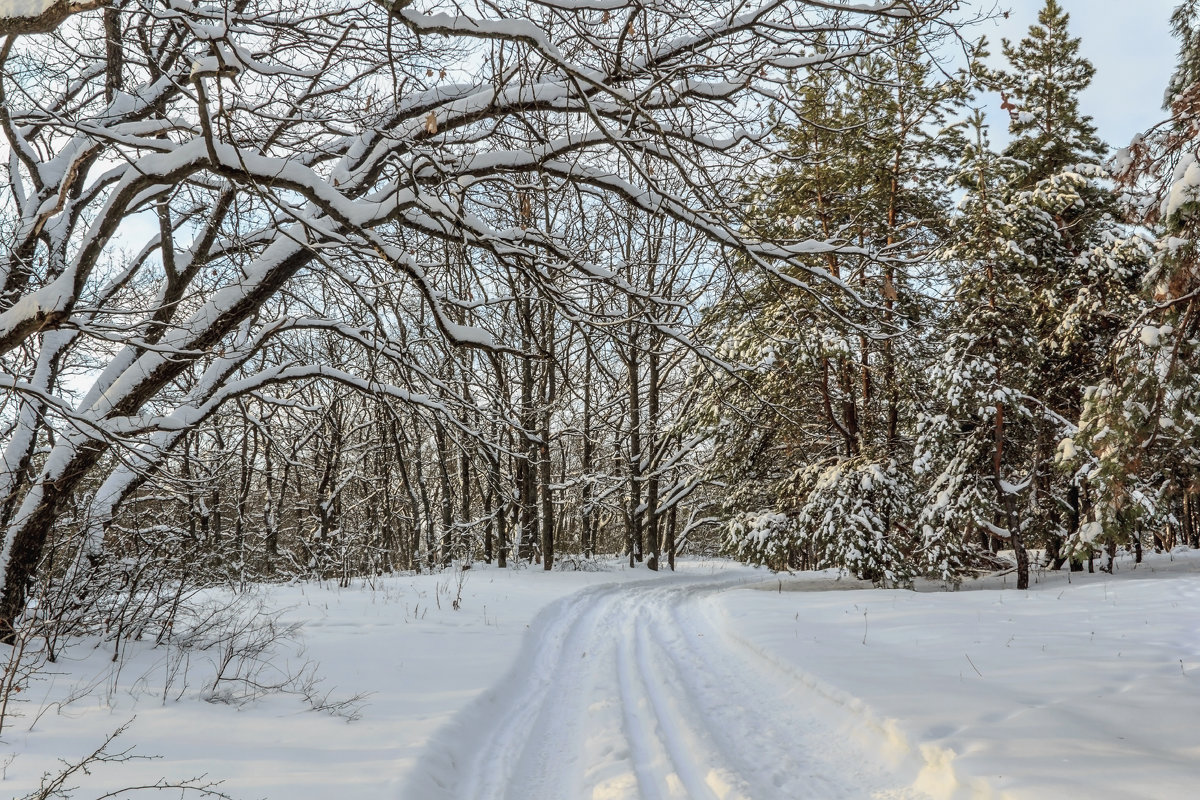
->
<box><xmin>627</xmin><ymin>333</ymin><xmax>643</xmax><ymax>565</ymax></box>
<box><xmin>581</xmin><ymin>345</ymin><xmax>595</xmax><ymax>558</ymax></box>
<box><xmin>540</xmin><ymin>308</ymin><xmax>555</xmax><ymax>571</ymax></box>
<box><xmin>459</xmin><ymin>438</ymin><xmax>471</xmax><ymax>558</ymax></box>
<box><xmin>993</xmin><ymin>403</ymin><xmax>1029</xmax><ymax>590</ymax></box>
<box><xmin>518</xmin><ymin>292</ymin><xmax>538</xmax><ymax>563</ymax></box>
<box><xmin>435</xmin><ymin>421</ymin><xmax>454</xmax><ymax>566</ymax></box>
<box><xmin>645</xmin><ymin>346</ymin><xmax>661</xmax><ymax>571</ymax></box>
<box><xmin>666</xmin><ymin>501</ymin><xmax>677</xmax><ymax>571</ymax></box>
<box><xmin>0</xmin><ymin>443</ymin><xmax>106</xmax><ymax>642</ymax></box>
<box><xmin>482</xmin><ymin>448</ymin><xmax>495</xmax><ymax>564</ymax></box>
<box><xmin>539</xmin><ymin>425</ymin><xmax>554</xmax><ymax>571</ymax></box>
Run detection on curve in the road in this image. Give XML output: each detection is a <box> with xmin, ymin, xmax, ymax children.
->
<box><xmin>401</xmin><ymin>574</ymin><xmax>971</xmax><ymax>800</ymax></box>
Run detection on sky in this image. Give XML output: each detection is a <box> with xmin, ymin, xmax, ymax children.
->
<box><xmin>976</xmin><ymin>0</ymin><xmax>1181</xmax><ymax>150</ymax></box>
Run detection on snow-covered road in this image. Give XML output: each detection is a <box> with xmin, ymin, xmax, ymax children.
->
<box><xmin>13</xmin><ymin>554</ymin><xmax>1200</xmax><ymax>799</ymax></box>
<box><xmin>406</xmin><ymin>575</ymin><xmax>948</xmax><ymax>800</ymax></box>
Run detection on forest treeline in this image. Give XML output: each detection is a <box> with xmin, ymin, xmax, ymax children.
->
<box><xmin>2</xmin><ymin>0</ymin><xmax>1200</xmax><ymax>641</ymax></box>
<box><xmin>713</xmin><ymin>0</ymin><xmax>1200</xmax><ymax>590</ymax></box>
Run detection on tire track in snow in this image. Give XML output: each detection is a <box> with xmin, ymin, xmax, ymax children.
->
<box><xmin>485</xmin><ymin>592</ymin><xmax>602</xmax><ymax>800</ymax></box>
<box><xmin>457</xmin><ymin>583</ymin><xmax>617</xmax><ymax>800</ymax></box>
<box><xmin>658</xmin><ymin>591</ymin><xmax>921</xmax><ymax>798</ymax></box>
<box><xmin>403</xmin><ymin>575</ymin><xmax>948</xmax><ymax>800</ymax></box>
<box><xmin>629</xmin><ymin>598</ymin><xmax>755</xmax><ymax>800</ymax></box>
<box><xmin>613</xmin><ymin>596</ymin><xmax>677</xmax><ymax>800</ymax></box>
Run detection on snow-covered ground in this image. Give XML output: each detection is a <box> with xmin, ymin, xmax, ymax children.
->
<box><xmin>4</xmin><ymin>552</ymin><xmax>1200</xmax><ymax>799</ymax></box>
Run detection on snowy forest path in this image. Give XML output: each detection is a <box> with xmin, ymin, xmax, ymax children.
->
<box><xmin>403</xmin><ymin>573</ymin><xmax>943</xmax><ymax>800</ymax></box>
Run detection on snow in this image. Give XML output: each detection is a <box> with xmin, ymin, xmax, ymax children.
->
<box><xmin>724</xmin><ymin>554</ymin><xmax>1200</xmax><ymax>799</ymax></box>
<box><xmin>1077</xmin><ymin>520</ymin><xmax>1104</xmax><ymax>543</ymax></box>
<box><xmin>4</xmin><ymin>564</ymin><xmax>679</xmax><ymax>799</ymax></box>
<box><xmin>442</xmin><ymin>320</ymin><xmax>495</xmax><ymax>348</ymax></box>
<box><xmin>1162</xmin><ymin>153</ymin><xmax>1200</xmax><ymax>222</ymax></box>
<box><xmin>6</xmin><ymin>554</ymin><xmax>1200</xmax><ymax>799</ymax></box>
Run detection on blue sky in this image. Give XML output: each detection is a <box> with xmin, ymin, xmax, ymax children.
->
<box><xmin>977</xmin><ymin>0</ymin><xmax>1180</xmax><ymax>149</ymax></box>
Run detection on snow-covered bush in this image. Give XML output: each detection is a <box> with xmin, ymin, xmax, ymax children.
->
<box><xmin>725</xmin><ymin>458</ymin><xmax>916</xmax><ymax>586</ymax></box>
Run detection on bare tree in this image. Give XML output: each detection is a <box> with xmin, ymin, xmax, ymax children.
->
<box><xmin>0</xmin><ymin>0</ymin><xmax>958</xmax><ymax>636</ymax></box>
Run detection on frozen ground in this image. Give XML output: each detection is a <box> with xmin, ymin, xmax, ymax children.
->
<box><xmin>3</xmin><ymin>552</ymin><xmax>1200</xmax><ymax>799</ymax></box>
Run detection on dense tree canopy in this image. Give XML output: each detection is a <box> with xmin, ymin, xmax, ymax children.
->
<box><xmin>0</xmin><ymin>0</ymin><xmax>1197</xmax><ymax>656</ymax></box>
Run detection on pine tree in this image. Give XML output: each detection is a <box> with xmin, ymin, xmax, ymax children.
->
<box><xmin>990</xmin><ymin>0</ymin><xmax>1105</xmax><ymax>184</ymax></box>
<box><xmin>996</xmin><ymin>0</ymin><xmax>1147</xmax><ymax>573</ymax></box>
<box><xmin>915</xmin><ymin>111</ymin><xmax>1045</xmax><ymax>587</ymax></box>
<box><xmin>1072</xmin><ymin>0</ymin><xmax>1200</xmax><ymax>560</ymax></box>
<box><xmin>700</xmin><ymin>29</ymin><xmax>966</xmax><ymax>583</ymax></box>
<box><xmin>1167</xmin><ymin>0</ymin><xmax>1200</xmax><ymax>107</ymax></box>
<box><xmin>917</xmin><ymin>10</ymin><xmax>1148</xmax><ymax>588</ymax></box>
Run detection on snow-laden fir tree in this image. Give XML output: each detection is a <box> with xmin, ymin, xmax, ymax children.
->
<box><xmin>989</xmin><ymin>0</ymin><xmax>1105</xmax><ymax>184</ymax></box>
<box><xmin>727</xmin><ymin>457</ymin><xmax>915</xmax><ymax>585</ymax></box>
<box><xmin>1167</xmin><ymin>0</ymin><xmax>1200</xmax><ymax>107</ymax></box>
<box><xmin>914</xmin><ymin>111</ymin><xmax>1043</xmax><ymax>586</ymax></box>
<box><xmin>917</xmin><ymin>5</ymin><xmax>1148</xmax><ymax>587</ymax></box>
<box><xmin>698</xmin><ymin>28</ymin><xmax>967</xmax><ymax>584</ymax></box>
<box><xmin>988</xmin><ymin>1</ymin><xmax>1146</xmax><ymax>437</ymax></box>
<box><xmin>1071</xmin><ymin>0</ymin><xmax>1200</xmax><ymax>560</ymax></box>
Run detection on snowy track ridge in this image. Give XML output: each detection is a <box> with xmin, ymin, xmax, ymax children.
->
<box><xmin>403</xmin><ymin>576</ymin><xmax>976</xmax><ymax>800</ymax></box>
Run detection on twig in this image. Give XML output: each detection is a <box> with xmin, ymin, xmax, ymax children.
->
<box><xmin>965</xmin><ymin>653</ymin><xmax>983</xmax><ymax>677</ymax></box>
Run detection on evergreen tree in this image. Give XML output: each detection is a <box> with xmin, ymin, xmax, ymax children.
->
<box><xmin>728</xmin><ymin>457</ymin><xmax>915</xmax><ymax>584</ymax></box>
<box><xmin>698</xmin><ymin>29</ymin><xmax>966</xmax><ymax>584</ymax></box>
<box><xmin>990</xmin><ymin>0</ymin><xmax>1105</xmax><ymax>183</ymax></box>
<box><xmin>918</xmin><ymin>9</ymin><xmax>1148</xmax><ymax>588</ymax></box>
<box><xmin>1073</xmin><ymin>0</ymin><xmax>1200</xmax><ymax>560</ymax></box>
<box><xmin>914</xmin><ymin>112</ymin><xmax>1043</xmax><ymax>586</ymax></box>
<box><xmin>1167</xmin><ymin>0</ymin><xmax>1200</xmax><ymax>107</ymax></box>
